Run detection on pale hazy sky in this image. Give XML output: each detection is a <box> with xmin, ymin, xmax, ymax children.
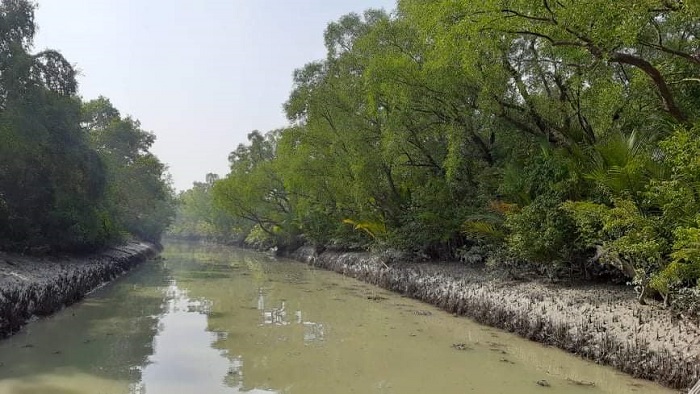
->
<box><xmin>33</xmin><ymin>0</ymin><xmax>395</xmax><ymax>190</ymax></box>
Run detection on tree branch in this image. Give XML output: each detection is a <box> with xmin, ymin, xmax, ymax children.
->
<box><xmin>501</xmin><ymin>8</ymin><xmax>551</xmax><ymax>23</ymax></box>
<box><xmin>639</xmin><ymin>40</ymin><xmax>700</xmax><ymax>67</ymax></box>
<box><xmin>610</xmin><ymin>51</ymin><xmax>688</xmax><ymax>123</ymax></box>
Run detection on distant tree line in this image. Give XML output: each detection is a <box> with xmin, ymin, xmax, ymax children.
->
<box><xmin>0</xmin><ymin>0</ymin><xmax>175</xmax><ymax>253</ymax></box>
<box><xmin>170</xmin><ymin>0</ymin><xmax>700</xmax><ymax>304</ymax></box>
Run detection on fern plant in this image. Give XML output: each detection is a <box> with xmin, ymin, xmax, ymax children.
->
<box><xmin>342</xmin><ymin>218</ymin><xmax>387</xmax><ymax>240</ymax></box>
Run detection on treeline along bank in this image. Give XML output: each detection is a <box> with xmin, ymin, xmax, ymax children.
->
<box><xmin>0</xmin><ymin>0</ymin><xmax>176</xmax><ymax>254</ymax></box>
<box><xmin>171</xmin><ymin>0</ymin><xmax>700</xmax><ymax>313</ymax></box>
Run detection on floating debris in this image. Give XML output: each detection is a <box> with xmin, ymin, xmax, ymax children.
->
<box><xmin>536</xmin><ymin>379</ymin><xmax>551</xmax><ymax>387</ymax></box>
<box><xmin>566</xmin><ymin>378</ymin><xmax>595</xmax><ymax>387</ymax></box>
<box><xmin>413</xmin><ymin>310</ymin><xmax>432</xmax><ymax>316</ymax></box>
<box><xmin>451</xmin><ymin>343</ymin><xmax>473</xmax><ymax>351</ymax></box>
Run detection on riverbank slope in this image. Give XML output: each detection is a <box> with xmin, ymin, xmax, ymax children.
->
<box><xmin>0</xmin><ymin>241</ymin><xmax>159</xmax><ymax>338</ymax></box>
<box><xmin>292</xmin><ymin>247</ymin><xmax>700</xmax><ymax>391</ymax></box>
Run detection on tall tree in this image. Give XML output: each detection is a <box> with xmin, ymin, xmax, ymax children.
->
<box><xmin>0</xmin><ymin>0</ymin><xmax>109</xmax><ymax>251</ymax></box>
<box><xmin>81</xmin><ymin>97</ymin><xmax>175</xmax><ymax>243</ymax></box>
<box><xmin>214</xmin><ymin>130</ymin><xmax>297</xmax><ymax>246</ymax></box>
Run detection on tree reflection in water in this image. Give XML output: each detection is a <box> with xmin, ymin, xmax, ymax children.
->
<box><xmin>135</xmin><ymin>282</ymin><xmax>277</xmax><ymax>394</ymax></box>
<box><xmin>257</xmin><ymin>287</ymin><xmax>325</xmax><ymax>343</ymax></box>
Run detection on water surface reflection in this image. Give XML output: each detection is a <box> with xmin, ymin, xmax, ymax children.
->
<box><xmin>258</xmin><ymin>288</ymin><xmax>325</xmax><ymax>344</ymax></box>
<box><xmin>134</xmin><ymin>282</ymin><xmax>275</xmax><ymax>394</ymax></box>
<box><xmin>0</xmin><ymin>243</ymin><xmax>678</xmax><ymax>394</ymax></box>
<box><xmin>0</xmin><ymin>261</ymin><xmax>169</xmax><ymax>393</ymax></box>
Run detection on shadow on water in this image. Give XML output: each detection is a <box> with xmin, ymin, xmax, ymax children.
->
<box><xmin>126</xmin><ymin>242</ymin><xmax>282</xmax><ymax>394</ymax></box>
<box><xmin>165</xmin><ymin>242</ymin><xmax>674</xmax><ymax>394</ymax></box>
<box><xmin>0</xmin><ymin>259</ymin><xmax>171</xmax><ymax>385</ymax></box>
<box><xmin>0</xmin><ymin>241</ymin><xmax>677</xmax><ymax>394</ymax></box>
<box><xmin>0</xmin><ymin>241</ymin><xmax>285</xmax><ymax>394</ymax></box>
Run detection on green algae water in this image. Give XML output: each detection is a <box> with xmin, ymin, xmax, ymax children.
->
<box><xmin>0</xmin><ymin>242</ymin><xmax>673</xmax><ymax>394</ymax></box>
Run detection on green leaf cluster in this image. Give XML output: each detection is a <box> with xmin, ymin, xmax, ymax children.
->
<box><xmin>0</xmin><ymin>1</ymin><xmax>175</xmax><ymax>252</ymax></box>
<box><xmin>182</xmin><ymin>0</ymin><xmax>700</xmax><ymax>302</ymax></box>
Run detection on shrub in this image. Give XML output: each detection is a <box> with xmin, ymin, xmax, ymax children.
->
<box><xmin>505</xmin><ymin>193</ymin><xmax>577</xmax><ymax>264</ymax></box>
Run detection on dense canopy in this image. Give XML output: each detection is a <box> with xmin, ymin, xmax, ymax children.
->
<box><xmin>172</xmin><ymin>0</ymin><xmax>700</xmax><ymax>305</ymax></box>
<box><xmin>0</xmin><ymin>0</ymin><xmax>175</xmax><ymax>252</ymax></box>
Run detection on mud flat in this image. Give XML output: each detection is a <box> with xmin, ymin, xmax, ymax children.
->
<box><xmin>292</xmin><ymin>247</ymin><xmax>700</xmax><ymax>391</ymax></box>
<box><xmin>0</xmin><ymin>241</ymin><xmax>159</xmax><ymax>338</ymax></box>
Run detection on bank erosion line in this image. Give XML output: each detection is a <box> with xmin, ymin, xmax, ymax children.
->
<box><xmin>0</xmin><ymin>242</ymin><xmax>159</xmax><ymax>339</ymax></box>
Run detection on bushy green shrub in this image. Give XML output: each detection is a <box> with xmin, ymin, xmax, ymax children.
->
<box><xmin>563</xmin><ymin>199</ymin><xmax>667</xmax><ymax>282</ymax></box>
<box><xmin>505</xmin><ymin>193</ymin><xmax>577</xmax><ymax>264</ymax></box>
<box><xmin>644</xmin><ymin>125</ymin><xmax>700</xmax><ymax>299</ymax></box>
<box><xmin>650</xmin><ymin>222</ymin><xmax>700</xmax><ymax>302</ymax></box>
<box><xmin>244</xmin><ymin>225</ymin><xmax>276</xmax><ymax>250</ymax></box>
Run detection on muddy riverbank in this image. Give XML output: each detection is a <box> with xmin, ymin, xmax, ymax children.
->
<box><xmin>0</xmin><ymin>241</ymin><xmax>159</xmax><ymax>339</ymax></box>
<box><xmin>291</xmin><ymin>247</ymin><xmax>700</xmax><ymax>391</ymax></box>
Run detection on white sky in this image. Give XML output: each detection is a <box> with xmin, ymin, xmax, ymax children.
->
<box><xmin>33</xmin><ymin>0</ymin><xmax>396</xmax><ymax>191</ymax></box>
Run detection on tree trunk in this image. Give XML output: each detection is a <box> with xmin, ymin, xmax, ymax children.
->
<box><xmin>637</xmin><ymin>284</ymin><xmax>648</xmax><ymax>305</ymax></box>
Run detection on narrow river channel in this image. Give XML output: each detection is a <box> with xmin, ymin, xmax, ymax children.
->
<box><xmin>0</xmin><ymin>242</ymin><xmax>673</xmax><ymax>393</ymax></box>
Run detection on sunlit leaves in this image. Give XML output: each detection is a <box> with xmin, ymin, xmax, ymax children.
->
<box><xmin>203</xmin><ymin>0</ymin><xmax>700</xmax><ymax>295</ymax></box>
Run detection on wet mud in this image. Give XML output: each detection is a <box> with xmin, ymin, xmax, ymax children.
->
<box><xmin>0</xmin><ymin>242</ymin><xmax>159</xmax><ymax>338</ymax></box>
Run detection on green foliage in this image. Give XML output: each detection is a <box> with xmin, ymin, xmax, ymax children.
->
<box><xmin>642</xmin><ymin>125</ymin><xmax>700</xmax><ymax>297</ymax></box>
<box><xmin>499</xmin><ymin>145</ymin><xmax>581</xmax><ymax>205</ymax></box>
<box><xmin>461</xmin><ymin>202</ymin><xmax>515</xmax><ymax>247</ymax></box>
<box><xmin>671</xmin><ymin>225</ymin><xmax>700</xmax><ymax>266</ymax></box>
<box><xmin>212</xmin><ymin>130</ymin><xmax>300</xmax><ymax>248</ymax></box>
<box><xmin>244</xmin><ymin>224</ymin><xmax>276</xmax><ymax>250</ymax></box>
<box><xmin>498</xmin><ymin>146</ymin><xmax>582</xmax><ymax>264</ymax></box>
<box><xmin>646</xmin><ymin>125</ymin><xmax>700</xmax><ymax>227</ymax></box>
<box><xmin>602</xmin><ymin>200</ymin><xmax>667</xmax><ymax>273</ymax></box>
<box><xmin>342</xmin><ymin>219</ymin><xmax>387</xmax><ymax>240</ymax></box>
<box><xmin>560</xmin><ymin>124</ymin><xmax>700</xmax><ymax>299</ymax></box>
<box><xmin>82</xmin><ymin>97</ymin><xmax>176</xmax><ymax>243</ymax></box>
<box><xmin>0</xmin><ymin>0</ymin><xmax>105</xmax><ymax>251</ymax></box>
<box><xmin>650</xmin><ymin>219</ymin><xmax>700</xmax><ymax>298</ymax></box>
<box><xmin>506</xmin><ymin>194</ymin><xmax>576</xmax><ymax>263</ymax></box>
<box><xmin>584</xmin><ymin>131</ymin><xmax>660</xmax><ymax>202</ymax></box>
<box><xmin>168</xmin><ymin>174</ymin><xmax>244</xmax><ymax>243</ymax></box>
<box><xmin>462</xmin><ymin>220</ymin><xmax>504</xmax><ymax>244</ymax></box>
<box><xmin>560</xmin><ymin>201</ymin><xmax>607</xmax><ymax>249</ymax></box>
<box><xmin>563</xmin><ymin>199</ymin><xmax>667</xmax><ymax>280</ymax></box>
<box><xmin>183</xmin><ymin>1</ymin><xmax>700</xmax><ymax>298</ymax></box>
<box><xmin>0</xmin><ymin>2</ymin><xmax>175</xmax><ymax>252</ymax></box>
